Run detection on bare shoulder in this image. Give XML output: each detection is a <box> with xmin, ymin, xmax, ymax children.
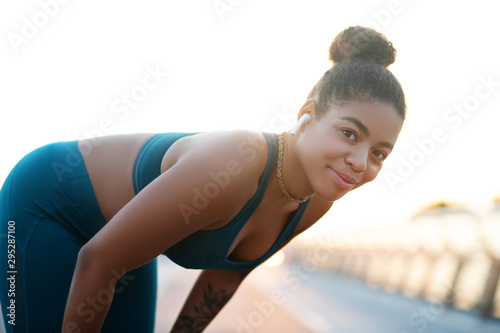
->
<box><xmin>170</xmin><ymin>130</ymin><xmax>268</xmax><ymax>157</ymax></box>
<box><xmin>162</xmin><ymin>129</ymin><xmax>271</xmax><ymax>222</ymax></box>
<box><xmin>163</xmin><ymin>129</ymin><xmax>269</xmax><ymax>176</ymax></box>
<box><xmin>296</xmin><ymin>194</ymin><xmax>334</xmax><ymax>234</ymax></box>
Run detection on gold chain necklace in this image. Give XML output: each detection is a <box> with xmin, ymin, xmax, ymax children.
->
<box><xmin>277</xmin><ymin>132</ymin><xmax>310</xmax><ymax>204</ymax></box>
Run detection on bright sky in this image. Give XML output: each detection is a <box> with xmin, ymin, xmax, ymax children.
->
<box><xmin>1</xmin><ymin>0</ymin><xmax>499</xmax><ymax>236</ymax></box>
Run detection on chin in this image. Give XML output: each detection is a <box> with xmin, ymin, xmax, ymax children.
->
<box><xmin>314</xmin><ymin>187</ymin><xmax>348</xmax><ymax>202</ymax></box>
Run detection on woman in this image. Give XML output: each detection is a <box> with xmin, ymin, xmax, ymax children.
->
<box><xmin>0</xmin><ymin>26</ymin><xmax>406</xmax><ymax>332</ymax></box>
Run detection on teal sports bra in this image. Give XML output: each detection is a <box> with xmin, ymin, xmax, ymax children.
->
<box><xmin>133</xmin><ymin>132</ymin><xmax>310</xmax><ymax>271</ymax></box>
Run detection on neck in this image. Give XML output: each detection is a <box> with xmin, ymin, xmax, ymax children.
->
<box><xmin>277</xmin><ymin>132</ymin><xmax>314</xmax><ymax>203</ymax></box>
<box><xmin>267</xmin><ymin>168</ymin><xmax>304</xmax><ymax>213</ymax></box>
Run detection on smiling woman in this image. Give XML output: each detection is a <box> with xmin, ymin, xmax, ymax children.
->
<box><xmin>284</xmin><ymin>99</ymin><xmax>403</xmax><ymax>203</ymax></box>
<box><xmin>0</xmin><ymin>26</ymin><xmax>406</xmax><ymax>333</ymax></box>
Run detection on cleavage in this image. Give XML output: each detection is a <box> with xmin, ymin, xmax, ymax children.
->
<box><xmin>226</xmin><ymin>204</ymin><xmax>295</xmax><ymax>262</ymax></box>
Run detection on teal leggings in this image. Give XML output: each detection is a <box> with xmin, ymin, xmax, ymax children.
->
<box><xmin>0</xmin><ymin>141</ymin><xmax>157</xmax><ymax>332</ymax></box>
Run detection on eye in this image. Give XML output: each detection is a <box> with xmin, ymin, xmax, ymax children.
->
<box><xmin>342</xmin><ymin>129</ymin><xmax>357</xmax><ymax>142</ymax></box>
<box><xmin>372</xmin><ymin>150</ymin><xmax>387</xmax><ymax>161</ymax></box>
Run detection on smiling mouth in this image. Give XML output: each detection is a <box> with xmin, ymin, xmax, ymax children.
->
<box><xmin>329</xmin><ymin>168</ymin><xmax>357</xmax><ymax>190</ymax></box>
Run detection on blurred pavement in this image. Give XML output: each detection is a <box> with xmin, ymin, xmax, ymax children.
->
<box><xmin>154</xmin><ymin>256</ymin><xmax>500</xmax><ymax>333</ymax></box>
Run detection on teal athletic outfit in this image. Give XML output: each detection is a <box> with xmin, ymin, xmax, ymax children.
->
<box><xmin>0</xmin><ymin>132</ymin><xmax>310</xmax><ymax>332</ymax></box>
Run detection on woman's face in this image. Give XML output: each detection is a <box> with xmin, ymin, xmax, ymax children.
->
<box><xmin>297</xmin><ymin>100</ymin><xmax>403</xmax><ymax>201</ymax></box>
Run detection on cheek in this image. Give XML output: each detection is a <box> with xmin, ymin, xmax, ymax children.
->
<box><xmin>361</xmin><ymin>165</ymin><xmax>381</xmax><ymax>185</ymax></box>
<box><xmin>298</xmin><ymin>140</ymin><xmax>325</xmax><ymax>166</ymax></box>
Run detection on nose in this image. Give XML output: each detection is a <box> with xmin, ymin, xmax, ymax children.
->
<box><xmin>345</xmin><ymin>148</ymin><xmax>368</xmax><ymax>173</ymax></box>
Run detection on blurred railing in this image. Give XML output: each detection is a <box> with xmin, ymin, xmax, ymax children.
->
<box><xmin>290</xmin><ymin>205</ymin><xmax>500</xmax><ymax>319</ymax></box>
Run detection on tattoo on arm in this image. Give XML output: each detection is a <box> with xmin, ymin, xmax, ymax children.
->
<box><xmin>173</xmin><ymin>283</ymin><xmax>232</xmax><ymax>333</ymax></box>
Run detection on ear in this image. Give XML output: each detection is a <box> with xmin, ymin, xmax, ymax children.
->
<box><xmin>297</xmin><ymin>99</ymin><xmax>317</xmax><ymax>121</ymax></box>
<box><xmin>290</xmin><ymin>99</ymin><xmax>316</xmax><ymax>135</ymax></box>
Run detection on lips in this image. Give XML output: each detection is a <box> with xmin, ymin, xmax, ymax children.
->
<box><xmin>329</xmin><ymin>168</ymin><xmax>357</xmax><ymax>190</ymax></box>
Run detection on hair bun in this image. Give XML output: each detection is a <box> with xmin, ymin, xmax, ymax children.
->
<box><xmin>329</xmin><ymin>26</ymin><xmax>396</xmax><ymax>67</ymax></box>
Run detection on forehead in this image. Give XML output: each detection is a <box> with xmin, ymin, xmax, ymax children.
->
<box><xmin>326</xmin><ymin>100</ymin><xmax>403</xmax><ymax>140</ymax></box>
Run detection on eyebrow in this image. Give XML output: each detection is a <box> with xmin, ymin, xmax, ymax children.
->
<box><xmin>340</xmin><ymin>116</ymin><xmax>370</xmax><ymax>136</ymax></box>
<box><xmin>339</xmin><ymin>116</ymin><xmax>394</xmax><ymax>150</ymax></box>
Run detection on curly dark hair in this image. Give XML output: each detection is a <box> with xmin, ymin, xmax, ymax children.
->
<box><xmin>308</xmin><ymin>26</ymin><xmax>406</xmax><ymax>119</ymax></box>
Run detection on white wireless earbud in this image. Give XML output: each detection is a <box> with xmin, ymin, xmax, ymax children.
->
<box><xmin>290</xmin><ymin>114</ymin><xmax>311</xmax><ymax>134</ymax></box>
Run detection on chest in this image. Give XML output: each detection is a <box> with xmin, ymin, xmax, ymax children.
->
<box><xmin>226</xmin><ymin>201</ymin><xmax>300</xmax><ymax>262</ymax></box>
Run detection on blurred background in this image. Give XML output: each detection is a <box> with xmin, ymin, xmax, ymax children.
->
<box><xmin>1</xmin><ymin>0</ymin><xmax>499</xmax><ymax>332</ymax></box>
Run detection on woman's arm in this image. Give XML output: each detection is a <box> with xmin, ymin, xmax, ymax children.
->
<box><xmin>171</xmin><ymin>269</ymin><xmax>252</xmax><ymax>333</ymax></box>
<box><xmin>61</xmin><ymin>131</ymin><xmax>268</xmax><ymax>332</ymax></box>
